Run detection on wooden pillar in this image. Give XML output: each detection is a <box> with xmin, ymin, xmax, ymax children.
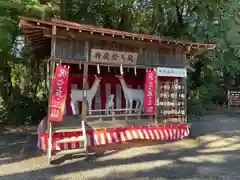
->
<box><xmin>44</xmin><ymin>60</ymin><xmax>48</xmax><ymax>96</ymax></box>
<box><xmin>47</xmin><ymin>25</ymin><xmax>56</xmax><ymax>128</ymax></box>
<box><xmin>81</xmin><ymin>40</ymin><xmax>90</xmax><ymax>121</ymax></box>
<box><xmin>46</xmin><ymin>60</ymin><xmax>50</xmax><ymax>91</ymax></box>
<box><xmin>51</xmin><ymin>26</ymin><xmax>56</xmax><ymax>59</ymax></box>
<box><xmin>47</xmin><ymin>25</ymin><xmax>56</xmax><ymax>164</ymax></box>
<box><xmin>154</xmin><ymin>75</ymin><xmax>158</xmax><ymax>125</ymax></box>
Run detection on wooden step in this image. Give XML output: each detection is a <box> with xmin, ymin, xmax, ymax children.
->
<box><xmin>55</xmin><ymin>136</ymin><xmax>85</xmax><ymax>144</ymax></box>
<box><xmin>53</xmin><ymin>128</ymin><xmax>83</xmax><ymax>133</ymax></box>
<box><xmin>56</xmin><ymin>148</ymin><xmax>86</xmax><ymax>155</ymax></box>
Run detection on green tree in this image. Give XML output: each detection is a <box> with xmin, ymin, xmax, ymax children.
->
<box><xmin>0</xmin><ymin>0</ymin><xmax>54</xmax><ymax>125</ymax></box>
<box><xmin>1</xmin><ymin>0</ymin><xmax>240</xmax><ymax>124</ymax></box>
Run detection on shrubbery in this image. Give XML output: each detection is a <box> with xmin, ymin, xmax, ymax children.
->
<box><xmin>0</xmin><ymin>97</ymin><xmax>7</xmax><ymax>124</ymax></box>
<box><xmin>187</xmin><ymin>82</ymin><xmax>227</xmax><ymax>116</ymax></box>
<box><xmin>6</xmin><ymin>95</ymin><xmax>47</xmax><ymax>125</ymax></box>
<box><xmin>0</xmin><ymin>93</ymin><xmax>47</xmax><ymax>126</ymax></box>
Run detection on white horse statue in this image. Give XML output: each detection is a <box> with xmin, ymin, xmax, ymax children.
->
<box><xmin>70</xmin><ymin>75</ymin><xmax>102</xmax><ymax>115</ymax></box>
<box><xmin>115</xmin><ymin>75</ymin><xmax>144</xmax><ymax>114</ymax></box>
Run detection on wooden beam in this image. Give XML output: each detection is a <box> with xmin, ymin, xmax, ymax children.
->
<box><xmin>43</xmin><ymin>28</ymin><xmax>185</xmax><ymax>50</ymax></box>
<box><xmin>31</xmin><ymin>45</ymin><xmax>45</xmax><ymax>50</ymax></box>
<box><xmin>51</xmin><ymin>57</ymin><xmax>184</xmax><ymax>70</ymax></box>
<box><xmin>31</xmin><ymin>40</ymin><xmax>49</xmax><ymax>46</ymax></box>
<box><xmin>50</xmin><ymin>58</ymin><xmax>94</xmax><ymax>65</ymax></box>
<box><xmin>22</xmin><ymin>28</ymin><xmax>42</xmax><ymax>34</ymax></box>
<box><xmin>24</xmin><ymin>41</ymin><xmax>47</xmax><ymax>49</ymax></box>
<box><xmin>51</xmin><ymin>58</ymin><xmax>85</xmax><ymax>65</ymax></box>
<box><xmin>27</xmin><ymin>33</ymin><xmax>43</xmax><ymax>39</ymax></box>
<box><xmin>51</xmin><ymin>26</ymin><xmax>56</xmax><ymax>58</ymax></box>
<box><xmin>31</xmin><ymin>37</ymin><xmax>49</xmax><ymax>43</ymax></box>
<box><xmin>20</xmin><ymin>19</ymin><xmax>50</xmax><ymax>31</ymax></box>
<box><xmin>43</xmin><ymin>29</ymin><xmax>67</xmax><ymax>39</ymax></box>
<box><xmin>31</xmin><ymin>42</ymin><xmax>49</xmax><ymax>48</ymax></box>
<box><xmin>43</xmin><ymin>29</ymin><xmax>52</xmax><ymax>36</ymax></box>
<box><xmin>31</xmin><ymin>45</ymin><xmax>49</xmax><ymax>52</ymax></box>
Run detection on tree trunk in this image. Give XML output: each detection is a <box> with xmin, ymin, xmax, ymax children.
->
<box><xmin>0</xmin><ymin>120</ymin><xmax>3</xmax><ymax>136</ymax></box>
<box><xmin>0</xmin><ymin>66</ymin><xmax>12</xmax><ymax>103</ymax></box>
<box><xmin>60</xmin><ymin>0</ymin><xmax>66</xmax><ymax>20</ymax></box>
<box><xmin>7</xmin><ymin>66</ymin><xmax>12</xmax><ymax>98</ymax></box>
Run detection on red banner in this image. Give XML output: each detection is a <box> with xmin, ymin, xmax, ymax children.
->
<box><xmin>48</xmin><ymin>65</ymin><xmax>69</xmax><ymax>122</ymax></box>
<box><xmin>144</xmin><ymin>69</ymin><xmax>157</xmax><ymax>115</ymax></box>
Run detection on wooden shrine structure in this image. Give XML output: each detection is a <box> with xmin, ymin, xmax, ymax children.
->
<box><xmin>19</xmin><ymin>16</ymin><xmax>216</xmax><ymax>164</ymax></box>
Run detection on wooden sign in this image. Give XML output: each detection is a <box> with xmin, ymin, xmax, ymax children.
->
<box><xmin>157</xmin><ymin>67</ymin><xmax>187</xmax><ymax>77</ymax></box>
<box><xmin>48</xmin><ymin>65</ymin><xmax>69</xmax><ymax>122</ymax></box>
<box><xmin>91</xmin><ymin>49</ymin><xmax>138</xmax><ymax>65</ymax></box>
<box><xmin>228</xmin><ymin>90</ymin><xmax>240</xmax><ymax>107</ymax></box>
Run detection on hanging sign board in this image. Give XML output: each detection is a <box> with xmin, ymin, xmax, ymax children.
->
<box><xmin>228</xmin><ymin>89</ymin><xmax>240</xmax><ymax>107</ymax></box>
<box><xmin>157</xmin><ymin>67</ymin><xmax>187</xmax><ymax>77</ymax></box>
<box><xmin>48</xmin><ymin>65</ymin><xmax>69</xmax><ymax>122</ymax></box>
<box><xmin>91</xmin><ymin>49</ymin><xmax>138</xmax><ymax>65</ymax></box>
<box><xmin>144</xmin><ymin>69</ymin><xmax>157</xmax><ymax>115</ymax></box>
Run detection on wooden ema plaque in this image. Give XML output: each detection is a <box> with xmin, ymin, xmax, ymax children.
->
<box><xmin>228</xmin><ymin>89</ymin><xmax>240</xmax><ymax>107</ymax></box>
<box><xmin>157</xmin><ymin>78</ymin><xmax>185</xmax><ymax>122</ymax></box>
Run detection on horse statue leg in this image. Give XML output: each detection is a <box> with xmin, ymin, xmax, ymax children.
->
<box><xmin>129</xmin><ymin>99</ymin><xmax>133</xmax><ymax>114</ymax></box>
<box><xmin>125</xmin><ymin>96</ymin><xmax>129</xmax><ymax>114</ymax></box>
<box><xmin>136</xmin><ymin>100</ymin><xmax>140</xmax><ymax>113</ymax></box>
<box><xmin>71</xmin><ymin>100</ymin><xmax>79</xmax><ymax>115</ymax></box>
<box><xmin>140</xmin><ymin>100</ymin><xmax>144</xmax><ymax>113</ymax></box>
<box><xmin>88</xmin><ymin>100</ymin><xmax>92</xmax><ymax>115</ymax></box>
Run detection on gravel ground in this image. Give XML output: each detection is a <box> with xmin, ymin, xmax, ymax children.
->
<box><xmin>0</xmin><ymin>114</ymin><xmax>240</xmax><ymax>180</ymax></box>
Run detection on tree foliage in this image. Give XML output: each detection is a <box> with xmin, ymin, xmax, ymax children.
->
<box><xmin>0</xmin><ymin>0</ymin><xmax>54</xmax><ymax>125</ymax></box>
<box><xmin>1</xmin><ymin>0</ymin><xmax>240</xmax><ymax>125</ymax></box>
